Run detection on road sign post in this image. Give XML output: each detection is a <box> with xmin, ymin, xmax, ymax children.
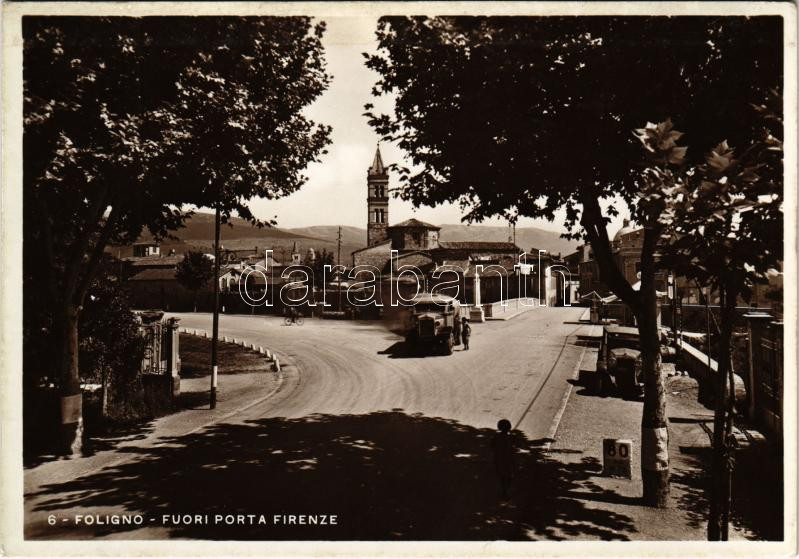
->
<box><xmin>603</xmin><ymin>438</ymin><xmax>632</xmax><ymax>478</ymax></box>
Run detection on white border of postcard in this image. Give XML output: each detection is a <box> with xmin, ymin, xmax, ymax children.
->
<box><xmin>1</xmin><ymin>2</ymin><xmax>796</xmax><ymax>557</ymax></box>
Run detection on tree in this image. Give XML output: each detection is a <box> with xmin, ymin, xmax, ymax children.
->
<box><xmin>24</xmin><ymin>254</ymin><xmax>146</xmax><ymax>455</ymax></box>
<box><xmin>78</xmin><ymin>257</ymin><xmax>148</xmax><ymax>422</ymax></box>
<box><xmin>311</xmin><ymin>249</ymin><xmax>336</xmax><ymax>289</ymax></box>
<box><xmin>364</xmin><ymin>16</ymin><xmax>782</xmax><ymax>506</ymax></box>
<box><xmin>651</xmin><ymin>91</ymin><xmax>783</xmax><ymax>539</ymax></box>
<box><xmin>175</xmin><ymin>251</ymin><xmax>215</xmax><ymax>312</ymax></box>
<box><xmin>24</xmin><ymin>16</ymin><xmax>331</xmax><ymax>453</ymax></box>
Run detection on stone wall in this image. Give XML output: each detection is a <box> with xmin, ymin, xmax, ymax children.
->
<box><xmin>677</xmin><ymin>339</ymin><xmax>746</xmax><ymax>408</ymax></box>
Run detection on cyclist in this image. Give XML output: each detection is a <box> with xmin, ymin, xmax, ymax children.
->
<box><xmin>286</xmin><ymin>305</ymin><xmax>302</xmax><ymax>325</ymax></box>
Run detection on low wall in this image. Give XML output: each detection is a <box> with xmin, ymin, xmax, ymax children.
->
<box><xmin>482</xmin><ymin>297</ymin><xmax>540</xmax><ymax>318</ymax></box>
<box><xmin>678</xmin><ymin>339</ymin><xmax>745</xmax><ymax>408</ymax></box>
<box><xmin>141</xmin><ymin>373</ymin><xmax>179</xmax><ymax>416</ymax></box>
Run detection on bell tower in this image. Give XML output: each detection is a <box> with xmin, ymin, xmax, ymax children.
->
<box><xmin>367</xmin><ymin>144</ymin><xmax>389</xmax><ymax>246</ymax></box>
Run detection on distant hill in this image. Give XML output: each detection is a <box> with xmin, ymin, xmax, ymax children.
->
<box><xmin>172</xmin><ymin>212</ymin><xmax>321</xmax><ymax>243</ymax></box>
<box><xmin>113</xmin><ymin>213</ymin><xmax>362</xmax><ymax>262</ymax></box>
<box><xmin>288</xmin><ymin>223</ymin><xmax>576</xmax><ymax>255</ymax></box>
<box><xmin>287</xmin><ymin>225</ymin><xmax>367</xmax><ymax>248</ymax></box>
<box><xmin>113</xmin><ymin>212</ymin><xmax>576</xmax><ymax>262</ymax></box>
<box><xmin>438</xmin><ymin>224</ymin><xmax>576</xmax><ymax>256</ymax></box>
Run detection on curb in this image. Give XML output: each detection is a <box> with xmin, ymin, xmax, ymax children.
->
<box><xmin>180</xmin><ymin>328</ymin><xmax>280</xmax><ymax>371</ymax></box>
<box><xmin>542</xmin><ymin>345</ymin><xmax>587</xmax><ymax>453</ymax></box>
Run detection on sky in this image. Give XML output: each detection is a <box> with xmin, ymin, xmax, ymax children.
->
<box><xmin>245</xmin><ymin>17</ymin><xmax>629</xmax><ymax>235</ymax></box>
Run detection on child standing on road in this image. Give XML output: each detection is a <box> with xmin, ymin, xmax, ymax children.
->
<box><xmin>461</xmin><ymin>317</ymin><xmax>471</xmax><ymax>350</ymax></box>
<box><xmin>491</xmin><ymin>419</ymin><xmax>514</xmax><ymax>499</ymax></box>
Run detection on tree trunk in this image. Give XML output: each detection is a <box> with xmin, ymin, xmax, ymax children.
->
<box><xmin>581</xmin><ymin>199</ymin><xmax>669</xmax><ymax>506</ymax></box>
<box><xmin>58</xmin><ymin>304</ymin><xmax>83</xmax><ymax>455</ymax></box>
<box><xmin>708</xmin><ymin>285</ymin><xmax>736</xmax><ymax>540</ymax></box>
<box><xmin>101</xmin><ymin>368</ymin><xmax>109</xmax><ymax>419</ymax></box>
<box><xmin>638</xmin><ymin>297</ymin><xmax>670</xmax><ymax>507</ymax></box>
<box><xmin>636</xmin><ymin>229</ymin><xmax>670</xmax><ymax>508</ymax></box>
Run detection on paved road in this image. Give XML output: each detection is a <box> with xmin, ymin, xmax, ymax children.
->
<box><xmin>25</xmin><ymin>306</ymin><xmax>588</xmax><ymax>541</ymax></box>
<box><xmin>174</xmin><ymin>306</ymin><xmax>585</xmax><ymax>437</ymax></box>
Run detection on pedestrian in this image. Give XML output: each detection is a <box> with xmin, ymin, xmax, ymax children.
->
<box><xmin>491</xmin><ymin>418</ymin><xmax>514</xmax><ymax>499</ymax></box>
<box><xmin>461</xmin><ymin>317</ymin><xmax>471</xmax><ymax>350</ymax></box>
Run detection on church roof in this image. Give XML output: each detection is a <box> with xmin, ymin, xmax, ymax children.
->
<box><xmin>389</xmin><ymin>218</ymin><xmax>441</xmax><ymax>230</ymax></box>
<box><xmin>438</xmin><ymin>241</ymin><xmax>519</xmax><ymax>252</ymax></box>
<box><xmin>368</xmin><ymin>145</ymin><xmax>387</xmax><ymax>176</ymax></box>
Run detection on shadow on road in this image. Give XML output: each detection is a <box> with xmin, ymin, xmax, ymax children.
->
<box><xmin>378</xmin><ymin>342</ymin><xmax>452</xmax><ymax>359</ymax></box>
<box><xmin>24</xmin><ymin>420</ymin><xmax>156</xmax><ymax>469</ymax></box>
<box><xmin>671</xmin><ymin>440</ymin><xmax>783</xmax><ymax>540</ymax></box>
<box><xmin>27</xmin><ymin>411</ymin><xmax>637</xmax><ymax>540</ymax></box>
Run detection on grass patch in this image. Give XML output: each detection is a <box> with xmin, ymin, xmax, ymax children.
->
<box><xmin>180</xmin><ymin>334</ymin><xmax>270</xmax><ymax>378</ymax></box>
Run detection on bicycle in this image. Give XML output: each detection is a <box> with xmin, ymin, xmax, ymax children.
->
<box><xmin>284</xmin><ymin>315</ymin><xmax>304</xmax><ymax>326</ymax></box>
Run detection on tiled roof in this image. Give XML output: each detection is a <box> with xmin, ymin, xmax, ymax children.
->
<box><xmin>128</xmin><ymin>268</ymin><xmax>177</xmax><ymax>281</ymax></box>
<box><xmin>438</xmin><ymin>241</ymin><xmax>519</xmax><ymax>251</ymax></box>
<box><xmin>352</xmin><ymin>239</ymin><xmax>391</xmax><ymax>255</ymax></box>
<box><xmin>389</xmin><ymin>218</ymin><xmax>441</xmax><ymax>230</ymax></box>
<box><xmin>124</xmin><ymin>255</ymin><xmax>184</xmax><ymax>267</ymax></box>
<box><xmin>383</xmin><ymin>251</ymin><xmax>436</xmax><ymax>274</ymax></box>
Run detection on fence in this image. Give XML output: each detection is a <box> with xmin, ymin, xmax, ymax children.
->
<box><xmin>744</xmin><ymin>313</ymin><xmax>783</xmax><ymax>436</ymax></box>
<box><xmin>137</xmin><ymin>311</ymin><xmax>181</xmax><ymax>410</ymax></box>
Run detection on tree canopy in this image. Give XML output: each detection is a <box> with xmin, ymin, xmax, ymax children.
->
<box><xmin>365</xmin><ymin>15</ymin><xmax>784</xmax><ymax>508</ymax></box>
<box><xmin>23</xmin><ymin>16</ymin><xmax>333</xmax><ymax>450</ymax></box>
<box><xmin>658</xmin><ymin>89</ymin><xmax>784</xmax><ymax>300</ymax></box>
<box><xmin>365</xmin><ymin>16</ymin><xmax>782</xmax><ymax>231</ymax></box>
<box><xmin>24</xmin><ymin>16</ymin><xmax>332</xmax><ymax>313</ymax></box>
<box><xmin>175</xmin><ymin>251</ymin><xmax>215</xmax><ymax>293</ymax></box>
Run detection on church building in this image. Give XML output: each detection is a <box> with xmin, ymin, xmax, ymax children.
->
<box><xmin>352</xmin><ymin>146</ymin><xmax>542</xmax><ymax>317</ymax></box>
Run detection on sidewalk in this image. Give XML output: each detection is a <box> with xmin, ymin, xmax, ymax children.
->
<box><xmin>23</xmin><ymin>337</ymin><xmax>291</xmax><ymax>538</ymax></box>
<box><xmin>545</xmin><ymin>360</ymin><xmax>781</xmax><ymax>540</ymax></box>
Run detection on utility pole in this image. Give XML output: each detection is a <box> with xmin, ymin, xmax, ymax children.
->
<box><xmin>337</xmin><ymin>226</ymin><xmax>342</xmax><ymax>311</ymax></box>
<box><xmin>210</xmin><ymin>205</ymin><xmax>221</xmax><ymax>409</ymax></box>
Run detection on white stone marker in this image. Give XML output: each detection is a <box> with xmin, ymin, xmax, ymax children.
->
<box><xmin>603</xmin><ymin>438</ymin><xmax>632</xmax><ymax>478</ymax></box>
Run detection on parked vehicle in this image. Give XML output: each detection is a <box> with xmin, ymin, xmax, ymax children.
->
<box><xmin>404</xmin><ymin>293</ymin><xmax>463</xmax><ymax>355</ymax></box>
<box><xmin>597</xmin><ymin>325</ymin><xmax>643</xmax><ymax>395</ymax></box>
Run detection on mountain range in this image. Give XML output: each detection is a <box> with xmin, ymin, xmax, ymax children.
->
<box><xmin>115</xmin><ymin>212</ymin><xmax>577</xmax><ymax>261</ymax></box>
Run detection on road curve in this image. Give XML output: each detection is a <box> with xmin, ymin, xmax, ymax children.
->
<box><xmin>172</xmin><ymin>306</ymin><xmax>585</xmax><ymax>438</ymax></box>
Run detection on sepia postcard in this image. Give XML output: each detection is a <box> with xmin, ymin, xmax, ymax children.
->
<box><xmin>1</xmin><ymin>1</ymin><xmax>796</xmax><ymax>557</ymax></box>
